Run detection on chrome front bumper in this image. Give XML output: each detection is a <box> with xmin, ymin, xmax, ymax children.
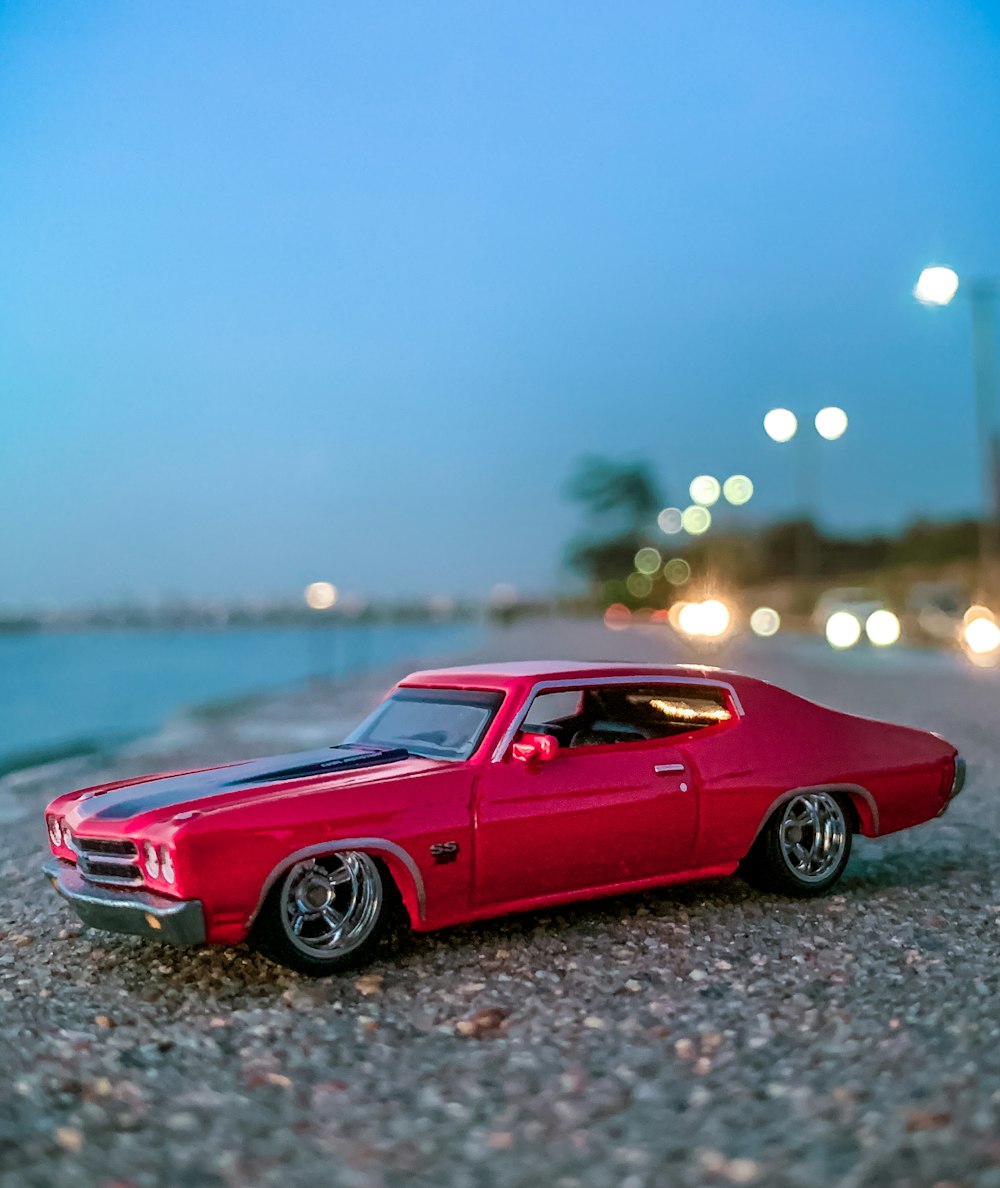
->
<box><xmin>44</xmin><ymin>859</ymin><xmax>205</xmax><ymax>947</ymax></box>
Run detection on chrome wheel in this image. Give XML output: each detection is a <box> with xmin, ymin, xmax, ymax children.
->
<box><xmin>778</xmin><ymin>793</ymin><xmax>847</xmax><ymax>884</ymax></box>
<box><xmin>279</xmin><ymin>851</ymin><xmax>383</xmax><ymax>960</ymax></box>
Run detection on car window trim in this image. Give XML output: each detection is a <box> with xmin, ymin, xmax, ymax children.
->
<box><xmin>491</xmin><ymin>676</ymin><xmax>744</xmax><ymax>763</ymax></box>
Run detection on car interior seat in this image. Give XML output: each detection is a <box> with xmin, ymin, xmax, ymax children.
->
<box><xmin>569</xmin><ymin>720</ymin><xmax>657</xmax><ymax>747</ymax></box>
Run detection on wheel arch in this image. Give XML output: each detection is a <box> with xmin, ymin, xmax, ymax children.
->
<box><xmin>247</xmin><ymin>837</ymin><xmax>426</xmax><ymax>932</ymax></box>
<box><xmin>745</xmin><ymin>782</ymin><xmax>879</xmax><ymax>856</ymax></box>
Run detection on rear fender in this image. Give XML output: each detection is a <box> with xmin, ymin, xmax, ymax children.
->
<box><xmin>747</xmin><ymin>783</ymin><xmax>879</xmax><ymax>854</ymax></box>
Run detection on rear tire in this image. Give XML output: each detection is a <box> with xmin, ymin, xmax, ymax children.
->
<box><xmin>251</xmin><ymin>851</ymin><xmax>404</xmax><ymax>976</ymax></box>
<box><xmin>740</xmin><ymin>791</ymin><xmax>852</xmax><ymax>897</ymax></box>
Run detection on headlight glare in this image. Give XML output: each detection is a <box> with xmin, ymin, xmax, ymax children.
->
<box><xmin>825</xmin><ymin>611</ymin><xmax>862</xmax><ymax>649</ymax></box>
<box><xmin>142</xmin><ymin>840</ymin><xmax>160</xmax><ymax>879</ymax></box>
<box><xmin>160</xmin><ymin>847</ymin><xmax>175</xmax><ymax>884</ymax></box>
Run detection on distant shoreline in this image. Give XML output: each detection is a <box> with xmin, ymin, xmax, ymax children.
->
<box><xmin>1</xmin><ymin>620</ymin><xmax>488</xmax><ymax>783</ymax></box>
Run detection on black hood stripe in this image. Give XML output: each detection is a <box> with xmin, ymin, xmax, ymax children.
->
<box><xmin>82</xmin><ymin>745</ymin><xmax>409</xmax><ymax>822</ymax></box>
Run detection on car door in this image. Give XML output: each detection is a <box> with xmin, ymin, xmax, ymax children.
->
<box><xmin>472</xmin><ymin>735</ymin><xmax>698</xmax><ymax>908</ymax></box>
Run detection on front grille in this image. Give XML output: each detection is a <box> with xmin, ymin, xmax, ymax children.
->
<box><xmin>70</xmin><ymin>834</ymin><xmax>142</xmax><ymax>886</ymax></box>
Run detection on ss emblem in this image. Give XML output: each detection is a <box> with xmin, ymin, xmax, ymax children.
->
<box><xmin>430</xmin><ymin>841</ymin><xmax>460</xmax><ymax>864</ymax></box>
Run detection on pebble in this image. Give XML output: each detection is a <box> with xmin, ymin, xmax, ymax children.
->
<box><xmin>54</xmin><ymin>1127</ymin><xmax>82</xmax><ymax>1154</ymax></box>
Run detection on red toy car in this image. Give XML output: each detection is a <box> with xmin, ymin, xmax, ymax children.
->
<box><xmin>43</xmin><ymin>661</ymin><xmax>965</xmax><ymax>975</ymax></box>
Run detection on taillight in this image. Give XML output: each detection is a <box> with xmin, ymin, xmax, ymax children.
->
<box><xmin>950</xmin><ymin>757</ymin><xmax>966</xmax><ymax>799</ymax></box>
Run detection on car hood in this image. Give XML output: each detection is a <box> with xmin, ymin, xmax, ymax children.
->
<box><xmin>68</xmin><ymin>744</ymin><xmax>413</xmax><ymax>825</ymax></box>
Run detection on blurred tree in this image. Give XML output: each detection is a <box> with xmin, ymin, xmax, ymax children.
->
<box><xmin>564</xmin><ymin>456</ymin><xmax>662</xmax><ymax>599</ymax></box>
<box><xmin>888</xmin><ymin>518</ymin><xmax>979</xmax><ymax>566</ymax></box>
<box><xmin>756</xmin><ymin>519</ymin><xmax>890</xmax><ymax>579</ymax></box>
<box><xmin>564</xmin><ymin>454</ymin><xmax>985</xmax><ymax>611</ymax></box>
<box><xmin>565</xmin><ymin>455</ymin><xmax>661</xmax><ymax>522</ymax></box>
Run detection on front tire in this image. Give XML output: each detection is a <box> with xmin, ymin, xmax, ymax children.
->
<box><xmin>741</xmin><ymin>791</ymin><xmax>852</xmax><ymax>896</ymax></box>
<box><xmin>251</xmin><ymin>850</ymin><xmax>401</xmax><ymax>976</ymax></box>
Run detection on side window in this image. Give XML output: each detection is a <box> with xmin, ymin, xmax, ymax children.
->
<box><xmin>522</xmin><ymin>690</ymin><xmax>584</xmax><ymax>735</ymax></box>
<box><xmin>625</xmin><ymin>687</ymin><xmax>732</xmax><ymax>733</ymax></box>
<box><xmin>567</xmin><ymin>684</ymin><xmax>733</xmax><ymax>748</ymax></box>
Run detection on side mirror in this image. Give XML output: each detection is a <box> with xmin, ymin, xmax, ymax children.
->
<box><xmin>511</xmin><ymin>732</ymin><xmax>558</xmax><ymax>765</ymax></box>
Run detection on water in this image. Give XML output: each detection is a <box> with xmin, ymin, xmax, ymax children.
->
<box><xmin>0</xmin><ymin>622</ymin><xmax>483</xmax><ymax>772</ymax></box>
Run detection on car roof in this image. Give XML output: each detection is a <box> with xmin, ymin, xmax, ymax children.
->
<box><xmin>402</xmin><ymin>660</ymin><xmax>749</xmax><ymax>690</ymax></box>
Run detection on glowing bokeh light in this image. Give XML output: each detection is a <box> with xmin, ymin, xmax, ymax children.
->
<box><xmin>964</xmin><ymin>614</ymin><xmax>1000</xmax><ymax>655</ymax></box>
<box><xmin>914</xmin><ymin>265</ymin><xmax>959</xmax><ymax>307</ymax></box>
<box><xmin>634</xmin><ymin>546</ymin><xmax>662</xmax><ymax>575</ymax></box>
<box><xmin>626</xmin><ymin>572</ymin><xmax>653</xmax><ymax>598</ymax></box>
<box><xmin>304</xmin><ymin>581</ymin><xmax>337</xmax><ymax>610</ymax></box>
<box><xmin>428</xmin><ymin>594</ymin><xmax>455</xmax><ymax>617</ymax></box>
<box><xmin>657</xmin><ymin>507</ymin><xmax>683</xmax><ymax>535</ymax></box>
<box><xmin>815</xmin><ymin>406</ymin><xmax>849</xmax><ymax>441</ymax></box>
<box><xmin>865</xmin><ymin>608</ymin><xmax>900</xmax><ymax>647</ymax></box>
<box><xmin>663</xmin><ymin>558</ymin><xmax>691</xmax><ymax>586</ymax></box>
<box><xmin>667</xmin><ymin>601</ymin><xmax>689</xmax><ymax>632</ymax></box>
<box><xmin>682</xmin><ymin>505</ymin><xmax>712</xmax><ymax>535</ymax></box>
<box><xmin>825</xmin><ymin>611</ymin><xmax>862</xmax><ymax>649</ymax></box>
<box><xmin>489</xmin><ymin>583</ymin><xmax>518</xmax><ymax>606</ymax></box>
<box><xmin>676</xmin><ymin>598</ymin><xmax>731</xmax><ymax>638</ymax></box>
<box><xmin>749</xmin><ymin>606</ymin><xmax>781</xmax><ymax>637</ymax></box>
<box><xmin>604</xmin><ymin>603</ymin><xmax>632</xmax><ymax>631</ymax></box>
<box><xmin>699</xmin><ymin>599</ymin><xmax>731</xmax><ymax>637</ymax></box>
<box><xmin>722</xmin><ymin>475</ymin><xmax>754</xmax><ymax>505</ymax></box>
<box><xmin>689</xmin><ymin>475</ymin><xmax>721</xmax><ymax>507</ymax></box>
<box><xmin>677</xmin><ymin>601</ymin><xmax>704</xmax><ymax>636</ymax></box>
<box><xmin>763</xmin><ymin>408</ymin><xmax>798</xmax><ymax>443</ymax></box>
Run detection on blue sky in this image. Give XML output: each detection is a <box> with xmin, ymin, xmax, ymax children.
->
<box><xmin>2</xmin><ymin>1</ymin><xmax>999</xmax><ymax>604</ymax></box>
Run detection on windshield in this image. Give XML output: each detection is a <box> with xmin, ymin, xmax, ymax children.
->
<box><xmin>345</xmin><ymin>687</ymin><xmax>504</xmax><ymax>761</ymax></box>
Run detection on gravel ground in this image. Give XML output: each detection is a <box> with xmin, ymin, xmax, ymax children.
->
<box><xmin>3</xmin><ymin>618</ymin><xmax>1000</xmax><ymax>1188</ymax></box>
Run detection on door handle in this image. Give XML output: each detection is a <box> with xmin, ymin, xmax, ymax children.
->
<box><xmin>654</xmin><ymin>763</ymin><xmax>685</xmax><ymax>775</ymax></box>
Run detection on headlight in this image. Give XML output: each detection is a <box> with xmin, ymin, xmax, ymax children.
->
<box><xmin>965</xmin><ymin>614</ymin><xmax>1000</xmax><ymax>655</ymax></box>
<box><xmin>160</xmin><ymin>847</ymin><xmax>175</xmax><ymax>884</ymax></box>
<box><xmin>47</xmin><ymin>815</ymin><xmax>65</xmax><ymax>848</ymax></box>
<box><xmin>825</xmin><ymin>611</ymin><xmax>862</xmax><ymax>649</ymax></box>
<box><xmin>675</xmin><ymin>598</ymin><xmax>732</xmax><ymax>639</ymax></box>
<box><xmin>142</xmin><ymin>840</ymin><xmax>160</xmax><ymax>879</ymax></box>
<box><xmin>865</xmin><ymin>609</ymin><xmax>900</xmax><ymax>647</ymax></box>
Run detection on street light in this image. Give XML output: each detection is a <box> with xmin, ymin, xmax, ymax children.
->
<box><xmin>304</xmin><ymin>581</ymin><xmax>337</xmax><ymax>610</ymax></box>
<box><xmin>914</xmin><ymin>264</ymin><xmax>1000</xmax><ymax>575</ymax></box>
<box><xmin>814</xmin><ymin>406</ymin><xmax>848</xmax><ymax>441</ymax></box>
<box><xmin>763</xmin><ymin>405</ymin><xmax>849</xmax><ymax>576</ymax></box>
<box><xmin>914</xmin><ymin>266</ymin><xmax>960</xmax><ymax>307</ymax></box>
<box><xmin>304</xmin><ymin>581</ymin><xmax>338</xmax><ymax>680</ymax></box>
<box><xmin>763</xmin><ymin>408</ymin><xmax>797</xmax><ymax>444</ymax></box>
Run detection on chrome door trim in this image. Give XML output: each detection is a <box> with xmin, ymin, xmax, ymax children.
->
<box><xmin>654</xmin><ymin>763</ymin><xmax>686</xmax><ymax>774</ymax></box>
<box><xmin>491</xmin><ymin>675</ymin><xmax>744</xmax><ymax>763</ymax></box>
